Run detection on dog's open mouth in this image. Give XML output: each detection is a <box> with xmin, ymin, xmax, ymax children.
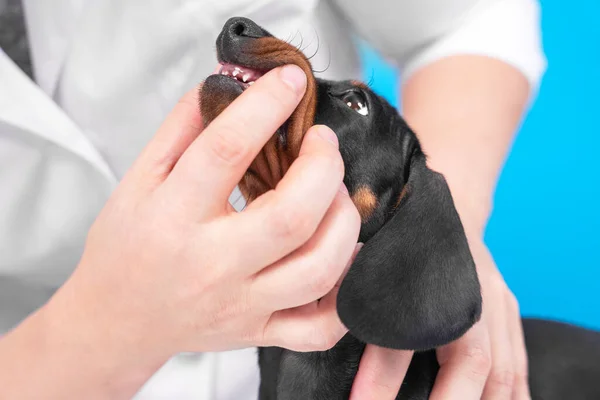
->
<box><xmin>199</xmin><ymin>17</ymin><xmax>318</xmax><ymax>202</ymax></box>
<box><xmin>218</xmin><ymin>63</ymin><xmax>263</xmax><ymax>87</ymax></box>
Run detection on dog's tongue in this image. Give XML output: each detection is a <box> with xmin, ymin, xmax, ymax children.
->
<box><xmin>199</xmin><ymin>36</ymin><xmax>317</xmax><ymax>202</ymax></box>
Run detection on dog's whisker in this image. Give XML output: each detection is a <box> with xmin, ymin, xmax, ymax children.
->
<box><xmin>285</xmin><ymin>29</ymin><xmax>301</xmax><ymax>46</ymax></box>
<box><xmin>366</xmin><ymin>69</ymin><xmax>376</xmax><ymax>88</ymax></box>
<box><xmin>306</xmin><ymin>31</ymin><xmax>320</xmax><ymax>60</ymax></box>
<box><xmin>297</xmin><ymin>31</ymin><xmax>304</xmax><ymax>54</ymax></box>
<box><xmin>311</xmin><ymin>44</ymin><xmax>330</xmax><ymax>74</ymax></box>
<box><xmin>299</xmin><ymin>39</ymin><xmax>315</xmax><ymax>55</ymax></box>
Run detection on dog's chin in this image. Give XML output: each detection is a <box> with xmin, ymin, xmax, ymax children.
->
<box><xmin>199</xmin><ymin>73</ymin><xmax>242</xmax><ymax>126</ymax></box>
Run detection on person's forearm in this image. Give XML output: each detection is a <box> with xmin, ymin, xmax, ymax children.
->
<box><xmin>401</xmin><ymin>55</ymin><xmax>530</xmax><ymax>234</ymax></box>
<box><xmin>0</xmin><ymin>282</ymin><xmax>162</xmax><ymax>399</ymax></box>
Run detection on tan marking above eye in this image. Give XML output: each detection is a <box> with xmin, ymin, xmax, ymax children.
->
<box><xmin>351</xmin><ymin>185</ymin><xmax>378</xmax><ymax>221</ymax></box>
<box><xmin>350</xmin><ymin>80</ymin><xmax>368</xmax><ymax>90</ymax></box>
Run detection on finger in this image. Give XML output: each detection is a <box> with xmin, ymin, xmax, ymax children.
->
<box><xmin>431</xmin><ymin>321</ymin><xmax>491</xmax><ymax>400</ymax></box>
<box><xmin>126</xmin><ymin>65</ymin><xmax>223</xmax><ymax>190</ymax></box>
<box><xmin>124</xmin><ymin>65</ymin><xmax>223</xmax><ymax>191</ymax></box>
<box><xmin>165</xmin><ymin>65</ymin><xmax>307</xmax><ymax>216</ymax></box>
<box><xmin>314</xmin><ymin>242</ymin><xmax>363</xmax><ymax>313</ymax></box>
<box><xmin>262</xmin><ymin>291</ymin><xmax>347</xmax><ymax>352</ymax></box>
<box><xmin>349</xmin><ymin>346</ymin><xmax>413</xmax><ymax>400</ymax></box>
<box><xmin>260</xmin><ymin>243</ymin><xmax>363</xmax><ymax>352</ymax></box>
<box><xmin>251</xmin><ymin>190</ymin><xmax>361</xmax><ymax>310</ymax></box>
<box><xmin>506</xmin><ymin>294</ymin><xmax>531</xmax><ymax>400</ymax></box>
<box><xmin>216</xmin><ymin>125</ymin><xmax>344</xmax><ymax>273</ymax></box>
<box><xmin>121</xmin><ymin>84</ymin><xmax>204</xmax><ymax>192</ymax></box>
<box><xmin>482</xmin><ymin>287</ymin><xmax>516</xmax><ymax>399</ymax></box>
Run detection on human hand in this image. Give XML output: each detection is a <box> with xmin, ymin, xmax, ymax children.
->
<box><xmin>42</xmin><ymin>65</ymin><xmax>360</xmax><ymax>393</ymax></box>
<box><xmin>349</xmin><ymin>224</ymin><xmax>529</xmax><ymax>400</ymax></box>
<box><xmin>429</xmin><ymin>235</ymin><xmax>529</xmax><ymax>400</ymax></box>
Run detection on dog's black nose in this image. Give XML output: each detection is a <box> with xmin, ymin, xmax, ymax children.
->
<box><xmin>223</xmin><ymin>17</ymin><xmax>270</xmax><ymax>40</ymax></box>
<box><xmin>216</xmin><ymin>17</ymin><xmax>273</xmax><ymax>64</ymax></box>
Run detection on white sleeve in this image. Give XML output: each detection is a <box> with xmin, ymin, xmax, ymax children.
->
<box><xmin>401</xmin><ymin>0</ymin><xmax>547</xmax><ymax>95</ymax></box>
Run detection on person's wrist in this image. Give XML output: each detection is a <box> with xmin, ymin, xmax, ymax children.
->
<box><xmin>451</xmin><ymin>194</ymin><xmax>491</xmax><ymax>239</ymax></box>
<box><xmin>40</xmin><ymin>271</ymin><xmax>167</xmax><ymax>398</ymax></box>
<box><xmin>425</xmin><ymin>160</ymin><xmax>494</xmax><ymax>237</ymax></box>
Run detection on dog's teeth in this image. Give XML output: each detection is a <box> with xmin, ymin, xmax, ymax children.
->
<box><xmin>242</xmin><ymin>74</ymin><xmax>250</xmax><ymax>82</ymax></box>
<box><xmin>248</xmin><ymin>81</ymin><xmax>254</xmax><ymax>85</ymax></box>
<box><xmin>232</xmin><ymin>68</ymin><xmax>240</xmax><ymax>77</ymax></box>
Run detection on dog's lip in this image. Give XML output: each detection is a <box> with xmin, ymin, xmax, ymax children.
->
<box><xmin>216</xmin><ymin>63</ymin><xmax>265</xmax><ymax>88</ymax></box>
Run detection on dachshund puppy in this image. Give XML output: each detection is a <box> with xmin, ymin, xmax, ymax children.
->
<box><xmin>200</xmin><ymin>17</ymin><xmax>600</xmax><ymax>400</ymax></box>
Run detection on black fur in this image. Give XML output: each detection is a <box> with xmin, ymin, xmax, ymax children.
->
<box><xmin>212</xmin><ymin>17</ymin><xmax>600</xmax><ymax>400</ymax></box>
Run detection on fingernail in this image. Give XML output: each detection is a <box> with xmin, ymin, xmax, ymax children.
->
<box><xmin>339</xmin><ymin>183</ymin><xmax>349</xmax><ymax>195</ymax></box>
<box><xmin>280</xmin><ymin>64</ymin><xmax>307</xmax><ymax>94</ymax></box>
<box><xmin>315</xmin><ymin>125</ymin><xmax>339</xmax><ymax>147</ymax></box>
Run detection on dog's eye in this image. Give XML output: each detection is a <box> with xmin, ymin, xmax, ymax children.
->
<box><xmin>342</xmin><ymin>92</ymin><xmax>369</xmax><ymax>116</ymax></box>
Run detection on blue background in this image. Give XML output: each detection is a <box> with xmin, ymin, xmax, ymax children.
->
<box><xmin>358</xmin><ymin>0</ymin><xmax>600</xmax><ymax>329</ymax></box>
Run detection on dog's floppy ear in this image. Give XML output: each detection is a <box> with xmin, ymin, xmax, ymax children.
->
<box><xmin>337</xmin><ymin>151</ymin><xmax>482</xmax><ymax>350</ymax></box>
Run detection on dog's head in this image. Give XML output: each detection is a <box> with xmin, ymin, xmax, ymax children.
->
<box><xmin>200</xmin><ymin>17</ymin><xmax>482</xmax><ymax>351</ymax></box>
